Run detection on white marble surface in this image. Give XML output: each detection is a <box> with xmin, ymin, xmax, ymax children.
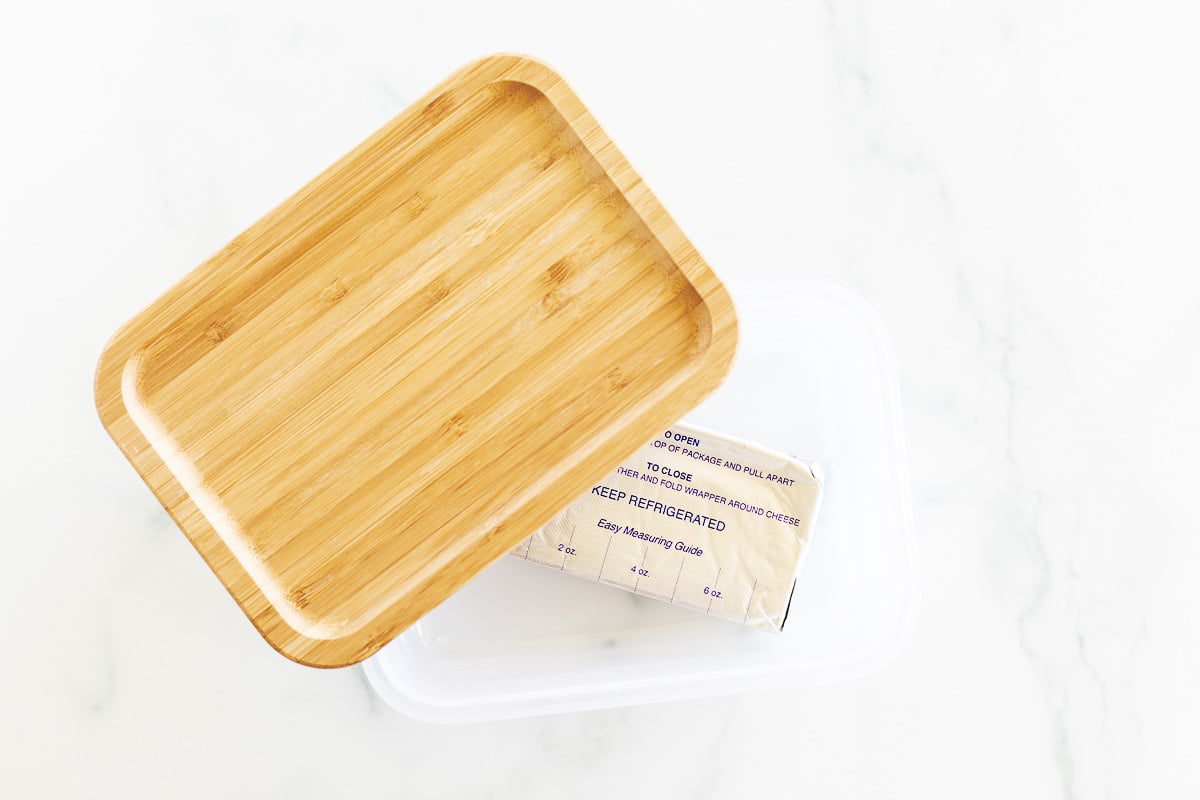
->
<box><xmin>2</xmin><ymin>0</ymin><xmax>1198</xmax><ymax>796</ymax></box>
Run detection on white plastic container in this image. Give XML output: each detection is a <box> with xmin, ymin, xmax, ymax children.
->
<box><xmin>364</xmin><ymin>280</ymin><xmax>919</xmax><ymax>722</ymax></box>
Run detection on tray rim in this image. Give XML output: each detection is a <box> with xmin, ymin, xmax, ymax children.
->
<box><xmin>94</xmin><ymin>53</ymin><xmax>738</xmax><ymax>668</ymax></box>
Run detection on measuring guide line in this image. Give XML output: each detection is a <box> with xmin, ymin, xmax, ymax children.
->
<box><xmin>597</xmin><ymin>531</ymin><xmax>615</xmax><ymax>580</ymax></box>
<box><xmin>520</xmin><ymin>533</ymin><xmax>534</xmax><ymax>560</ymax></box>
<box><xmin>559</xmin><ymin>525</ymin><xmax>576</xmax><ymax>570</ymax></box>
<box><xmin>742</xmin><ymin>577</ymin><xmax>759</xmax><ymax>624</ymax></box>
<box><xmin>632</xmin><ymin>545</ymin><xmax>649</xmax><ymax>592</ymax></box>
<box><xmin>706</xmin><ymin>568</ymin><xmax>722</xmax><ymax>614</ymax></box>
<box><xmin>670</xmin><ymin>557</ymin><xmax>686</xmax><ymax>603</ymax></box>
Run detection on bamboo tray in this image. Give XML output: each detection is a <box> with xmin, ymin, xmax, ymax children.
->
<box><xmin>95</xmin><ymin>54</ymin><xmax>737</xmax><ymax>668</ymax></box>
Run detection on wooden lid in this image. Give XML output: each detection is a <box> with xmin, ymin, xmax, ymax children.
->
<box><xmin>94</xmin><ymin>55</ymin><xmax>737</xmax><ymax>667</ymax></box>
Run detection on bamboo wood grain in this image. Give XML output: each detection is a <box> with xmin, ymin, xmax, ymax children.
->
<box><xmin>94</xmin><ymin>54</ymin><xmax>738</xmax><ymax>667</ymax></box>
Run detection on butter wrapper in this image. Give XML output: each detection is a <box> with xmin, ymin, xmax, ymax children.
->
<box><xmin>510</xmin><ymin>422</ymin><xmax>823</xmax><ymax>631</ymax></box>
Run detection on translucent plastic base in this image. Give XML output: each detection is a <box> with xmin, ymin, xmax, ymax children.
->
<box><xmin>365</xmin><ymin>281</ymin><xmax>919</xmax><ymax>722</ymax></box>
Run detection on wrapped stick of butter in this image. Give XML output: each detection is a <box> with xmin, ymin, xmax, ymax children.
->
<box><xmin>510</xmin><ymin>422</ymin><xmax>823</xmax><ymax>631</ymax></box>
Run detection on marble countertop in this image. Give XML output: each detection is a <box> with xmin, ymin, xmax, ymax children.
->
<box><xmin>3</xmin><ymin>1</ymin><xmax>1197</xmax><ymax>797</ymax></box>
